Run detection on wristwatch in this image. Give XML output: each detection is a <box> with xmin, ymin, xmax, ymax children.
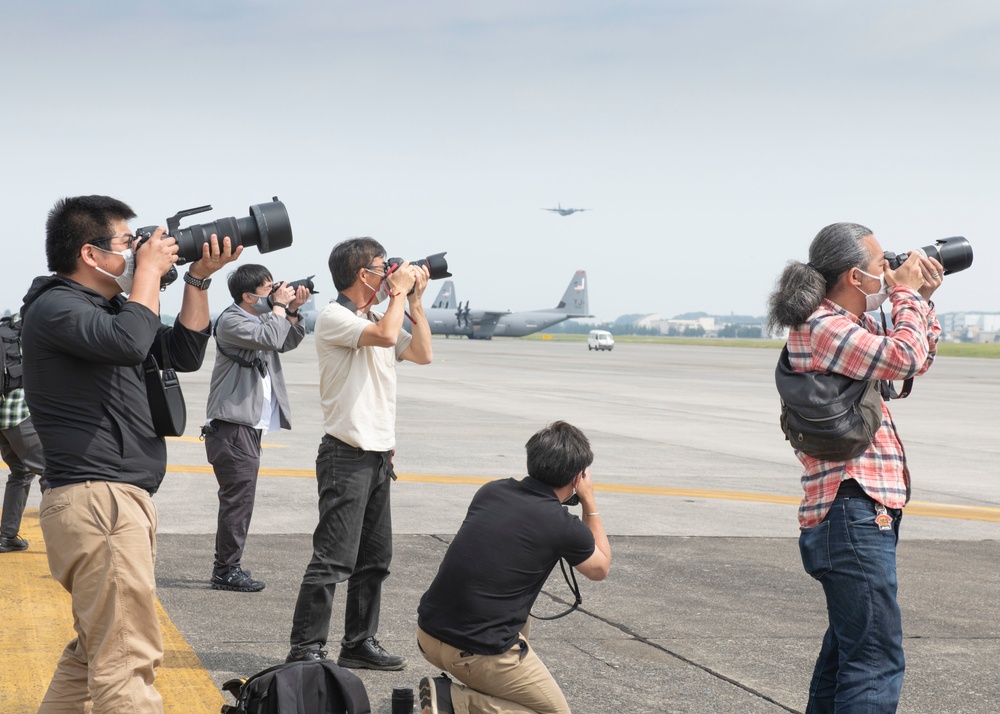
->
<box><xmin>183</xmin><ymin>271</ymin><xmax>212</xmax><ymax>290</ymax></box>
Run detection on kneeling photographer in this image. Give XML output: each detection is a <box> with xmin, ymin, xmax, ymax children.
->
<box><xmin>416</xmin><ymin>421</ymin><xmax>612</xmax><ymax>714</ymax></box>
<box><xmin>766</xmin><ymin>223</ymin><xmax>950</xmax><ymax>713</ymax></box>
<box><xmin>203</xmin><ymin>265</ymin><xmax>310</xmax><ymax>593</ymax></box>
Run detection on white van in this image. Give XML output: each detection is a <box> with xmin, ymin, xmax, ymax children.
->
<box><xmin>587</xmin><ymin>330</ymin><xmax>615</xmax><ymax>351</ymax></box>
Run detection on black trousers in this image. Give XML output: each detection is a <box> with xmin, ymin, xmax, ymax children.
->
<box><xmin>0</xmin><ymin>416</ymin><xmax>46</xmax><ymax>538</ymax></box>
<box><xmin>205</xmin><ymin>420</ymin><xmax>262</xmax><ymax>573</ymax></box>
<box><xmin>289</xmin><ymin>435</ymin><xmax>395</xmax><ymax>653</ymax></box>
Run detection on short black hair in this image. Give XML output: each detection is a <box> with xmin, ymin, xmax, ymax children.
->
<box><xmin>525</xmin><ymin>421</ymin><xmax>594</xmax><ymax>488</ymax></box>
<box><xmin>329</xmin><ymin>237</ymin><xmax>385</xmax><ymax>292</ymax></box>
<box><xmin>227</xmin><ymin>264</ymin><xmax>273</xmax><ymax>303</ymax></box>
<box><xmin>45</xmin><ymin>195</ymin><xmax>136</xmax><ymax>274</ymax></box>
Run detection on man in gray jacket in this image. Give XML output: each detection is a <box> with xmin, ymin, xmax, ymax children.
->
<box><xmin>204</xmin><ymin>263</ymin><xmax>309</xmax><ymax>592</ymax></box>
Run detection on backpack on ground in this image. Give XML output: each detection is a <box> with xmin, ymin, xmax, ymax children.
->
<box><xmin>221</xmin><ymin>659</ymin><xmax>371</xmax><ymax>714</ymax></box>
<box><xmin>0</xmin><ymin>315</ymin><xmax>24</xmax><ymax>402</ymax></box>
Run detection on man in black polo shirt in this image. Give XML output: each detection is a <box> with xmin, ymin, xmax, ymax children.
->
<box><xmin>416</xmin><ymin>421</ymin><xmax>612</xmax><ymax>714</ymax></box>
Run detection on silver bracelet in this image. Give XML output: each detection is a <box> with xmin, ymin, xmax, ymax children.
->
<box><xmin>584</xmin><ymin>512</ymin><xmax>600</xmax><ymax>517</ymax></box>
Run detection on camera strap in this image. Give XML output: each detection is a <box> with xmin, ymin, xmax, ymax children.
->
<box><xmin>530</xmin><ymin>558</ymin><xmax>582</xmax><ymax>621</ymax></box>
<box><xmin>878</xmin><ymin>309</ymin><xmax>914</xmax><ymax>399</ymax></box>
<box><xmin>213</xmin><ymin>306</ymin><xmax>268</xmax><ymax>378</ymax></box>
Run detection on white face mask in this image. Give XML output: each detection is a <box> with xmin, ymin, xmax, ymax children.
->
<box><xmin>94</xmin><ymin>247</ymin><xmax>135</xmax><ymax>295</ymax></box>
<box><xmin>362</xmin><ymin>275</ymin><xmax>390</xmax><ymax>305</ymax></box>
<box><xmin>855</xmin><ymin>268</ymin><xmax>888</xmax><ymax>312</ymax></box>
<box><xmin>247</xmin><ymin>293</ymin><xmax>272</xmax><ymax>314</ymax></box>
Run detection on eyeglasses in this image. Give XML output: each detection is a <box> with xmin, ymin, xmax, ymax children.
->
<box><xmin>364</xmin><ymin>264</ymin><xmax>388</xmax><ymax>276</ymax></box>
<box><xmin>89</xmin><ymin>234</ymin><xmax>137</xmax><ymax>251</ymax></box>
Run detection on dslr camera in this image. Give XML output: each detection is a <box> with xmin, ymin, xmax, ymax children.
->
<box><xmin>136</xmin><ymin>197</ymin><xmax>294</xmax><ymax>289</ymax></box>
<box><xmin>884</xmin><ymin>236</ymin><xmax>973</xmax><ymax>276</ymax></box>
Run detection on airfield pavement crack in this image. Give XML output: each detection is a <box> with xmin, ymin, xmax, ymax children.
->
<box><xmin>535</xmin><ymin>586</ymin><xmax>802</xmax><ymax>714</ymax></box>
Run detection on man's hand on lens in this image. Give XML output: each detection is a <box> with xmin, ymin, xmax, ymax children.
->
<box><xmin>917</xmin><ymin>255</ymin><xmax>944</xmax><ymax>302</ymax></box>
<box><xmin>289</xmin><ymin>285</ymin><xmax>311</xmax><ymax>311</ymax></box>
<box><xmin>190</xmin><ymin>234</ymin><xmax>243</xmax><ymax>279</ymax></box>
<box><xmin>574</xmin><ymin>467</ymin><xmax>596</xmax><ymax>509</ymax></box>
<box><xmin>409</xmin><ymin>265</ymin><xmax>429</xmax><ymax>301</ymax></box>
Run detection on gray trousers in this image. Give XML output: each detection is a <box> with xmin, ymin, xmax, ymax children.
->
<box><xmin>0</xmin><ymin>416</ymin><xmax>46</xmax><ymax>538</ymax></box>
<box><xmin>205</xmin><ymin>420</ymin><xmax>262</xmax><ymax>574</ymax></box>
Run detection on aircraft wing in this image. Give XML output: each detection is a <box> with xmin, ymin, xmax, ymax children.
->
<box><xmin>468</xmin><ymin>310</ymin><xmax>509</xmax><ymax>339</ymax></box>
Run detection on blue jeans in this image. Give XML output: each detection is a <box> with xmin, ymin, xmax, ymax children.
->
<box><xmin>799</xmin><ymin>493</ymin><xmax>904</xmax><ymax>713</ymax></box>
<box><xmin>289</xmin><ymin>435</ymin><xmax>394</xmax><ymax>653</ymax></box>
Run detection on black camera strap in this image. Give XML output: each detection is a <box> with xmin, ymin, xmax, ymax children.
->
<box><xmin>213</xmin><ymin>306</ymin><xmax>268</xmax><ymax>378</ymax></box>
<box><xmin>530</xmin><ymin>558</ymin><xmax>582</xmax><ymax>621</ymax></box>
<box><xmin>878</xmin><ymin>309</ymin><xmax>914</xmax><ymax>399</ymax></box>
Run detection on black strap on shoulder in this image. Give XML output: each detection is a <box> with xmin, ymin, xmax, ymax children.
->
<box><xmin>214</xmin><ymin>305</ymin><xmax>267</xmax><ymax>378</ymax></box>
<box><xmin>335</xmin><ymin>292</ymin><xmax>358</xmax><ymax>312</ymax></box>
<box><xmin>878</xmin><ymin>309</ymin><xmax>914</xmax><ymax>399</ymax></box>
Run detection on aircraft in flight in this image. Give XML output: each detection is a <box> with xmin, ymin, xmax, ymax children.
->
<box><xmin>542</xmin><ymin>203</ymin><xmax>589</xmax><ymax>216</ymax></box>
<box><xmin>418</xmin><ymin>271</ymin><xmax>591</xmax><ymax>339</ymax></box>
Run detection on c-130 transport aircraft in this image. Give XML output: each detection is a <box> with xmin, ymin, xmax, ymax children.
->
<box><xmin>417</xmin><ymin>270</ymin><xmax>591</xmax><ymax>339</ymax></box>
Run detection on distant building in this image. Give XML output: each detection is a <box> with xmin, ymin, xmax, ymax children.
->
<box><xmin>939</xmin><ymin>312</ymin><xmax>1000</xmax><ymax>343</ymax></box>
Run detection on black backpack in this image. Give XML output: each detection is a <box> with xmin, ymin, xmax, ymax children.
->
<box><xmin>775</xmin><ymin>345</ymin><xmax>883</xmax><ymax>461</ymax></box>
<box><xmin>221</xmin><ymin>659</ymin><xmax>371</xmax><ymax>714</ymax></box>
<box><xmin>0</xmin><ymin>315</ymin><xmax>23</xmax><ymax>401</ymax></box>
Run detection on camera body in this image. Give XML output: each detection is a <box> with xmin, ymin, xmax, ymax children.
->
<box><xmin>264</xmin><ymin>276</ymin><xmax>318</xmax><ymax>309</ymax></box>
<box><xmin>884</xmin><ymin>236</ymin><xmax>973</xmax><ymax>276</ymax></box>
<box><xmin>136</xmin><ymin>197</ymin><xmax>294</xmax><ymax>290</ymax></box>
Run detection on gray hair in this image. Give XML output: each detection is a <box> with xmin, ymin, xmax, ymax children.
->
<box><xmin>766</xmin><ymin>222</ymin><xmax>873</xmax><ymax>333</ymax></box>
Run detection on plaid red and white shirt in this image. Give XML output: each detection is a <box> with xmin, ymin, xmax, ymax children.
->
<box><xmin>787</xmin><ymin>286</ymin><xmax>940</xmax><ymax>528</ymax></box>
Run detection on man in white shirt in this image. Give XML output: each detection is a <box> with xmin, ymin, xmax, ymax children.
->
<box><xmin>287</xmin><ymin>238</ymin><xmax>431</xmax><ymax>670</ymax></box>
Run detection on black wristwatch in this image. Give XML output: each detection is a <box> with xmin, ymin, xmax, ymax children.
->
<box><xmin>285</xmin><ymin>308</ymin><xmax>300</xmax><ymax>318</ymax></box>
<box><xmin>183</xmin><ymin>271</ymin><xmax>212</xmax><ymax>290</ymax></box>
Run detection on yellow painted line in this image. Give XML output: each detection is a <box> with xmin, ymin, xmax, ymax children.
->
<box><xmin>0</xmin><ymin>510</ymin><xmax>223</xmax><ymax>713</ymax></box>
<box><xmin>161</xmin><ymin>465</ymin><xmax>1000</xmax><ymax>523</ymax></box>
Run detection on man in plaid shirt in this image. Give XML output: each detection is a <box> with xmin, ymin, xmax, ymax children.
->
<box><xmin>1</xmin><ymin>315</ymin><xmax>46</xmax><ymax>553</ymax></box>
<box><xmin>767</xmin><ymin>223</ymin><xmax>943</xmax><ymax>713</ymax></box>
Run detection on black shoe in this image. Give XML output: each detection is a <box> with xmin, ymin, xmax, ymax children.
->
<box><xmin>337</xmin><ymin>637</ymin><xmax>407</xmax><ymax>671</ymax></box>
<box><xmin>285</xmin><ymin>648</ymin><xmax>327</xmax><ymax>664</ymax></box>
<box><xmin>419</xmin><ymin>674</ymin><xmax>454</xmax><ymax>714</ymax></box>
<box><xmin>211</xmin><ymin>566</ymin><xmax>265</xmax><ymax>592</ymax></box>
<box><xmin>0</xmin><ymin>535</ymin><xmax>28</xmax><ymax>552</ymax></box>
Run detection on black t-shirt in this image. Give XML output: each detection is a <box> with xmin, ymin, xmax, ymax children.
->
<box><xmin>418</xmin><ymin>477</ymin><xmax>595</xmax><ymax>655</ymax></box>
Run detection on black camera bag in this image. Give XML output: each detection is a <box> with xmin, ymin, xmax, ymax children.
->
<box><xmin>775</xmin><ymin>346</ymin><xmax>883</xmax><ymax>461</ymax></box>
<box><xmin>221</xmin><ymin>659</ymin><xmax>371</xmax><ymax>714</ymax></box>
<box><xmin>143</xmin><ymin>333</ymin><xmax>186</xmax><ymax>438</ymax></box>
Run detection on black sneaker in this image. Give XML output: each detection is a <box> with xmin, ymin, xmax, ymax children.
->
<box><xmin>419</xmin><ymin>674</ymin><xmax>454</xmax><ymax>714</ymax></box>
<box><xmin>337</xmin><ymin>637</ymin><xmax>406</xmax><ymax>671</ymax></box>
<box><xmin>0</xmin><ymin>535</ymin><xmax>28</xmax><ymax>552</ymax></box>
<box><xmin>285</xmin><ymin>648</ymin><xmax>327</xmax><ymax>664</ymax></box>
<box><xmin>211</xmin><ymin>566</ymin><xmax>265</xmax><ymax>592</ymax></box>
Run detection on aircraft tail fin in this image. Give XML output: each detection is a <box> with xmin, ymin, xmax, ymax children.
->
<box><xmin>554</xmin><ymin>270</ymin><xmax>589</xmax><ymax>316</ymax></box>
<box><xmin>431</xmin><ymin>280</ymin><xmax>457</xmax><ymax>309</ymax></box>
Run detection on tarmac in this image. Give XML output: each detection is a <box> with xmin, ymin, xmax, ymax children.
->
<box><xmin>2</xmin><ymin>336</ymin><xmax>999</xmax><ymax>713</ymax></box>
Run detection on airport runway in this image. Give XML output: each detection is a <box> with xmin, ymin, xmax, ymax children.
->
<box><xmin>3</xmin><ymin>336</ymin><xmax>998</xmax><ymax>712</ymax></box>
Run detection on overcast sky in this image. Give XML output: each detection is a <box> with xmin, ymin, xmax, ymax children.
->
<box><xmin>2</xmin><ymin>1</ymin><xmax>996</xmax><ymax>321</ymax></box>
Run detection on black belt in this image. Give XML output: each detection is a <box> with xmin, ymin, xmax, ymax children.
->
<box><xmin>837</xmin><ymin>479</ymin><xmax>872</xmax><ymax>500</ymax></box>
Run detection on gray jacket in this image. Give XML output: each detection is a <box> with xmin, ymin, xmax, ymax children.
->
<box><xmin>206</xmin><ymin>305</ymin><xmax>306</xmax><ymax>429</ymax></box>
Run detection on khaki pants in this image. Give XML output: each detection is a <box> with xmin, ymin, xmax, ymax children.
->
<box><xmin>417</xmin><ymin>626</ymin><xmax>571</xmax><ymax>714</ymax></box>
<box><xmin>38</xmin><ymin>481</ymin><xmax>163</xmax><ymax>714</ymax></box>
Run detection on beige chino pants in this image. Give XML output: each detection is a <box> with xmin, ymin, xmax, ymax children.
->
<box><xmin>417</xmin><ymin>625</ymin><xmax>571</xmax><ymax>714</ymax></box>
<box><xmin>38</xmin><ymin>481</ymin><xmax>163</xmax><ymax>714</ymax></box>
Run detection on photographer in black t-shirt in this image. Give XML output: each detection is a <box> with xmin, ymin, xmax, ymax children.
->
<box><xmin>416</xmin><ymin>421</ymin><xmax>612</xmax><ymax>714</ymax></box>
